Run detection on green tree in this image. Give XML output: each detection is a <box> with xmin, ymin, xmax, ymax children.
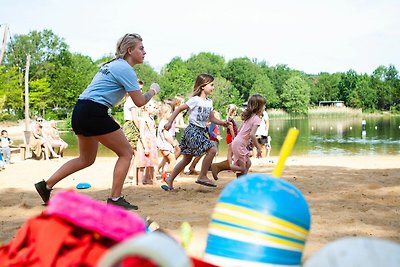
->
<box><xmin>281</xmin><ymin>76</ymin><xmax>310</xmax><ymax>114</ymax></box>
<box><xmin>338</xmin><ymin>70</ymin><xmax>359</xmax><ymax>106</ymax></box>
<box><xmin>211</xmin><ymin>77</ymin><xmax>242</xmax><ymax>117</ymax></box>
<box><xmin>186</xmin><ymin>52</ymin><xmax>225</xmax><ymax>78</ymax></box>
<box><xmin>221</xmin><ymin>57</ymin><xmax>260</xmax><ymax>101</ymax></box>
<box><xmin>29</xmin><ymin>78</ymin><xmax>51</xmax><ymax>116</ymax></box>
<box><xmin>312</xmin><ymin>72</ymin><xmax>341</xmax><ymax>104</ymax></box>
<box><xmin>159</xmin><ymin>57</ymin><xmax>192</xmax><ymax>100</ymax></box>
<box><xmin>0</xmin><ymin>66</ymin><xmax>22</xmax><ymax>115</ymax></box>
<box><xmin>249</xmin><ymin>74</ymin><xmax>279</xmax><ymax>108</ymax></box>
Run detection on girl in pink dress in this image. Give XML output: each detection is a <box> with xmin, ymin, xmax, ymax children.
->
<box><xmin>135</xmin><ymin>100</ymin><xmax>159</xmax><ymax>185</ymax></box>
<box><xmin>230</xmin><ymin>94</ymin><xmax>266</xmax><ymax>175</ymax></box>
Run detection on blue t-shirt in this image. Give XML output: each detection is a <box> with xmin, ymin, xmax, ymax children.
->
<box><xmin>79</xmin><ymin>59</ymin><xmax>140</xmax><ymax>108</ymax></box>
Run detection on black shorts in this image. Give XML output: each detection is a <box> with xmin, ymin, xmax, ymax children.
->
<box><xmin>257</xmin><ymin>135</ymin><xmax>269</xmax><ymax>145</ymax></box>
<box><xmin>72</xmin><ymin>99</ymin><xmax>120</xmax><ymax>136</ymax></box>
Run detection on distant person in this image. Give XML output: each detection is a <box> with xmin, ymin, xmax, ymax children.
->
<box><xmin>211</xmin><ymin>104</ymin><xmax>238</xmax><ymax>180</ymax></box>
<box><xmin>135</xmin><ymin>100</ymin><xmax>158</xmax><ymax>185</ymax></box>
<box><xmin>230</xmin><ymin>95</ymin><xmax>265</xmax><ymax>176</ymax></box>
<box><xmin>34</xmin><ymin>33</ymin><xmax>160</xmax><ymax>210</ymax></box>
<box><xmin>156</xmin><ymin>103</ymin><xmax>176</xmax><ymax>182</ymax></box>
<box><xmin>122</xmin><ymin>80</ymin><xmax>143</xmax><ymax>181</ymax></box>
<box><xmin>1</xmin><ymin>130</ymin><xmax>13</xmax><ymax>164</ymax></box>
<box><xmin>47</xmin><ymin>120</ymin><xmax>69</xmax><ymax>157</ymax></box>
<box><xmin>163</xmin><ymin>74</ymin><xmax>230</xmax><ymax>191</ymax></box>
<box><xmin>254</xmin><ymin>107</ymin><xmax>270</xmax><ymax>158</ymax></box>
<box><xmin>30</xmin><ymin>117</ymin><xmax>59</xmax><ymax>160</ymax></box>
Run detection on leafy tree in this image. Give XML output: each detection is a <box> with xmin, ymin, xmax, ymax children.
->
<box><xmin>312</xmin><ymin>72</ymin><xmax>341</xmax><ymax>104</ymax></box>
<box><xmin>211</xmin><ymin>77</ymin><xmax>242</xmax><ymax>117</ymax></box>
<box><xmin>221</xmin><ymin>57</ymin><xmax>260</xmax><ymax>101</ymax></box>
<box><xmin>264</xmin><ymin>64</ymin><xmax>294</xmax><ymax>99</ymax></box>
<box><xmin>5</xmin><ymin>29</ymin><xmax>69</xmax><ymax>80</ymax></box>
<box><xmin>249</xmin><ymin>74</ymin><xmax>279</xmax><ymax>108</ymax></box>
<box><xmin>186</xmin><ymin>52</ymin><xmax>225</xmax><ymax>78</ymax></box>
<box><xmin>28</xmin><ymin>78</ymin><xmax>51</xmax><ymax>116</ymax></box>
<box><xmin>281</xmin><ymin>76</ymin><xmax>310</xmax><ymax>114</ymax></box>
<box><xmin>159</xmin><ymin>57</ymin><xmax>192</xmax><ymax>100</ymax></box>
<box><xmin>338</xmin><ymin>70</ymin><xmax>359</xmax><ymax>106</ymax></box>
<box><xmin>0</xmin><ymin>66</ymin><xmax>22</xmax><ymax>115</ymax></box>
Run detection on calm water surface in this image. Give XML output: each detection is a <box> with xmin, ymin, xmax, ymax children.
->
<box><xmin>60</xmin><ymin>116</ymin><xmax>400</xmax><ymax>157</ymax></box>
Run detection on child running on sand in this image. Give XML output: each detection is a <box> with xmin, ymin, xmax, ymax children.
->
<box><xmin>211</xmin><ymin>104</ymin><xmax>238</xmax><ymax>180</ymax></box>
<box><xmin>163</xmin><ymin>74</ymin><xmax>230</xmax><ymax>191</ymax></box>
<box><xmin>230</xmin><ymin>94</ymin><xmax>265</xmax><ymax>175</ymax></box>
<box><xmin>156</xmin><ymin>103</ymin><xmax>176</xmax><ymax>182</ymax></box>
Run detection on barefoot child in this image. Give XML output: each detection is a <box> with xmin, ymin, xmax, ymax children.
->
<box><xmin>156</xmin><ymin>103</ymin><xmax>176</xmax><ymax>182</ymax></box>
<box><xmin>230</xmin><ymin>94</ymin><xmax>266</xmax><ymax>175</ymax></box>
<box><xmin>163</xmin><ymin>74</ymin><xmax>230</xmax><ymax>191</ymax></box>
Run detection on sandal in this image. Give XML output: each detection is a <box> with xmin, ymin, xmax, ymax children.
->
<box><xmin>186</xmin><ymin>170</ymin><xmax>199</xmax><ymax>175</ymax></box>
<box><xmin>161</xmin><ymin>185</ymin><xmax>178</xmax><ymax>192</ymax></box>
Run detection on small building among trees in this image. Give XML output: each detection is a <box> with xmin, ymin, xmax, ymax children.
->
<box><xmin>318</xmin><ymin>101</ymin><xmax>345</xmax><ymax>108</ymax></box>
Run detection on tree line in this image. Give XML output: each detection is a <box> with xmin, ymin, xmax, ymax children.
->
<box><xmin>1</xmin><ymin>29</ymin><xmax>399</xmax><ymax>121</ymax></box>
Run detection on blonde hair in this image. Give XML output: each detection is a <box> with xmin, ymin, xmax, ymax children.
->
<box><xmin>158</xmin><ymin>104</ymin><xmax>172</xmax><ymax>120</ymax></box>
<box><xmin>241</xmin><ymin>94</ymin><xmax>266</xmax><ymax>122</ymax></box>
<box><xmin>192</xmin><ymin>74</ymin><xmax>214</xmax><ymax>97</ymax></box>
<box><xmin>104</xmin><ymin>33</ymin><xmax>143</xmax><ymax>65</ymax></box>
<box><xmin>115</xmin><ymin>33</ymin><xmax>143</xmax><ymax>59</ymax></box>
<box><xmin>226</xmin><ymin>104</ymin><xmax>237</xmax><ymax>118</ymax></box>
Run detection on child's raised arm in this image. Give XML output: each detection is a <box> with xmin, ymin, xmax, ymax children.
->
<box><xmin>164</xmin><ymin>104</ymin><xmax>189</xmax><ymax>131</ymax></box>
<box><xmin>209</xmin><ymin>111</ymin><xmax>230</xmax><ymax>128</ymax></box>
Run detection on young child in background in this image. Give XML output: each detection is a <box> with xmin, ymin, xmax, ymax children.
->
<box><xmin>135</xmin><ymin>100</ymin><xmax>159</xmax><ymax>185</ymax></box>
<box><xmin>157</xmin><ymin>104</ymin><xmax>176</xmax><ymax>182</ymax></box>
<box><xmin>123</xmin><ymin>80</ymin><xmax>143</xmax><ymax>182</ymax></box>
<box><xmin>163</xmin><ymin>74</ymin><xmax>230</xmax><ymax>191</ymax></box>
<box><xmin>1</xmin><ymin>130</ymin><xmax>13</xmax><ymax>164</ymax></box>
<box><xmin>230</xmin><ymin>94</ymin><xmax>266</xmax><ymax>176</ymax></box>
<box><xmin>211</xmin><ymin>104</ymin><xmax>238</xmax><ymax>180</ymax></box>
<box><xmin>208</xmin><ymin>111</ymin><xmax>222</xmax><ymax>158</ymax></box>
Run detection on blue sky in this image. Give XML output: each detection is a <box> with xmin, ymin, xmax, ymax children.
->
<box><xmin>1</xmin><ymin>0</ymin><xmax>399</xmax><ymax>74</ymax></box>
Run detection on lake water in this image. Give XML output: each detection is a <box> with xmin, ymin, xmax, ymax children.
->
<box><xmin>60</xmin><ymin>115</ymin><xmax>400</xmax><ymax>157</ymax></box>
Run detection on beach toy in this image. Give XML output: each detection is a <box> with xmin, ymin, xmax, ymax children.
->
<box><xmin>47</xmin><ymin>191</ymin><xmax>146</xmax><ymax>241</ymax></box>
<box><xmin>304</xmin><ymin>237</ymin><xmax>400</xmax><ymax>267</ymax></box>
<box><xmin>98</xmin><ymin>232</ymin><xmax>193</xmax><ymax>267</ymax></box>
<box><xmin>204</xmin><ymin>128</ymin><xmax>309</xmax><ymax>266</ymax></box>
<box><xmin>180</xmin><ymin>222</ymin><xmax>193</xmax><ymax>250</ymax></box>
<box><xmin>76</xmin><ymin>182</ymin><xmax>91</xmax><ymax>189</ymax></box>
<box><xmin>204</xmin><ymin>174</ymin><xmax>310</xmax><ymax>266</ymax></box>
<box><xmin>272</xmin><ymin>127</ymin><xmax>299</xmax><ymax>178</ymax></box>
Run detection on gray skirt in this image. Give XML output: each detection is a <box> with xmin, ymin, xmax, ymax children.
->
<box><xmin>180</xmin><ymin>124</ymin><xmax>213</xmax><ymax>156</ymax></box>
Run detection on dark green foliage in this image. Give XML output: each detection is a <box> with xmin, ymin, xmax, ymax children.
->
<box><xmin>1</xmin><ymin>29</ymin><xmax>399</xmax><ymax>122</ymax></box>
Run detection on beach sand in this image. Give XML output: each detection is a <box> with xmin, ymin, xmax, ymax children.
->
<box><xmin>1</xmin><ymin>153</ymin><xmax>399</xmax><ymax>262</ymax></box>
<box><xmin>1</xmin><ymin>122</ymin><xmax>399</xmax><ymax>262</ymax></box>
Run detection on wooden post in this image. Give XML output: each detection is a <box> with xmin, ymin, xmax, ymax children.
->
<box><xmin>24</xmin><ymin>55</ymin><xmax>31</xmax><ymax>140</ymax></box>
<box><xmin>0</xmin><ymin>25</ymin><xmax>8</xmax><ymax>65</ymax></box>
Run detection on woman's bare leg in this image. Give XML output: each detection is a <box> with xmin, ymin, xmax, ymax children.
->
<box><xmin>46</xmin><ymin>135</ymin><xmax>98</xmax><ymax>187</ymax></box>
<box><xmin>96</xmin><ymin>129</ymin><xmax>133</xmax><ymax>198</ymax></box>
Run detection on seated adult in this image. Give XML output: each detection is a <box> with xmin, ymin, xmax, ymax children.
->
<box><xmin>46</xmin><ymin>120</ymin><xmax>68</xmax><ymax>157</ymax></box>
<box><xmin>30</xmin><ymin>117</ymin><xmax>59</xmax><ymax>160</ymax></box>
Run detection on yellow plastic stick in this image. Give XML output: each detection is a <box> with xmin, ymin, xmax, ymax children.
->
<box><xmin>272</xmin><ymin>127</ymin><xmax>299</xmax><ymax>178</ymax></box>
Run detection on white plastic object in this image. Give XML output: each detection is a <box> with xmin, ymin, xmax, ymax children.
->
<box><xmin>304</xmin><ymin>237</ymin><xmax>400</xmax><ymax>267</ymax></box>
<box><xmin>150</xmin><ymin>83</ymin><xmax>160</xmax><ymax>94</ymax></box>
<box><xmin>98</xmin><ymin>232</ymin><xmax>193</xmax><ymax>267</ymax></box>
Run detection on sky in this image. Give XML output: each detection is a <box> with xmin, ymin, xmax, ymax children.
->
<box><xmin>1</xmin><ymin>0</ymin><xmax>399</xmax><ymax>74</ymax></box>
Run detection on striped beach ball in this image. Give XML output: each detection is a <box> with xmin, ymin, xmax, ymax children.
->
<box><xmin>204</xmin><ymin>174</ymin><xmax>311</xmax><ymax>267</ymax></box>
